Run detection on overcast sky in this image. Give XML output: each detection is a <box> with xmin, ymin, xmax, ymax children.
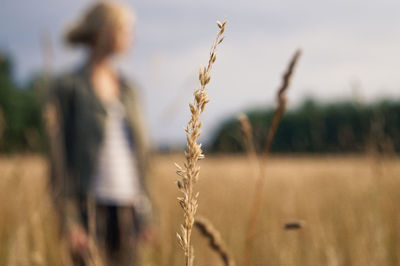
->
<box><xmin>1</xmin><ymin>0</ymin><xmax>400</xmax><ymax>147</ymax></box>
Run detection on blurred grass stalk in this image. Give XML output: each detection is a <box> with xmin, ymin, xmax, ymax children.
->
<box><xmin>241</xmin><ymin>49</ymin><xmax>302</xmax><ymax>266</ymax></box>
<box><xmin>194</xmin><ymin>216</ymin><xmax>235</xmax><ymax>266</ymax></box>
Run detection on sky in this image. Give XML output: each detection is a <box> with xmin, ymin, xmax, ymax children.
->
<box><xmin>1</xmin><ymin>0</ymin><xmax>400</xmax><ymax>147</ymax></box>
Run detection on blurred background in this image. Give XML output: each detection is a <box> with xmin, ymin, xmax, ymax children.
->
<box><xmin>1</xmin><ymin>0</ymin><xmax>400</xmax><ymax>151</ymax></box>
<box><xmin>1</xmin><ymin>1</ymin><xmax>400</xmax><ymax>266</ymax></box>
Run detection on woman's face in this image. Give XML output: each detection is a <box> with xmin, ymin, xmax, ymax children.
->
<box><xmin>94</xmin><ymin>13</ymin><xmax>134</xmax><ymax>56</ymax></box>
<box><xmin>112</xmin><ymin>20</ymin><xmax>134</xmax><ymax>53</ymax></box>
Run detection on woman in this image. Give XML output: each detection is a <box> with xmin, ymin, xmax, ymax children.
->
<box><xmin>46</xmin><ymin>2</ymin><xmax>152</xmax><ymax>265</ymax></box>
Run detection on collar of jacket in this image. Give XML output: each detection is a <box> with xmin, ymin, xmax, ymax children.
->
<box><xmin>75</xmin><ymin>64</ymin><xmax>133</xmax><ymax>113</ymax></box>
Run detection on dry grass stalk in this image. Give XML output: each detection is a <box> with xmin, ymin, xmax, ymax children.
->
<box><xmin>194</xmin><ymin>216</ymin><xmax>236</xmax><ymax>266</ymax></box>
<box><xmin>83</xmin><ymin>238</ymin><xmax>105</xmax><ymax>266</ymax></box>
<box><xmin>83</xmin><ymin>198</ymin><xmax>105</xmax><ymax>266</ymax></box>
<box><xmin>30</xmin><ymin>213</ymin><xmax>45</xmax><ymax>265</ymax></box>
<box><xmin>242</xmin><ymin>49</ymin><xmax>302</xmax><ymax>266</ymax></box>
<box><xmin>175</xmin><ymin>20</ymin><xmax>226</xmax><ymax>266</ymax></box>
<box><xmin>41</xmin><ymin>31</ymin><xmax>54</xmax><ymax>77</ymax></box>
<box><xmin>264</xmin><ymin>49</ymin><xmax>301</xmax><ymax>153</ymax></box>
<box><xmin>7</xmin><ymin>225</ymin><xmax>29</xmax><ymax>266</ymax></box>
<box><xmin>43</xmin><ymin>101</ymin><xmax>66</xmax><ymax>202</ymax></box>
<box><xmin>237</xmin><ymin>113</ymin><xmax>256</xmax><ymax>157</ymax></box>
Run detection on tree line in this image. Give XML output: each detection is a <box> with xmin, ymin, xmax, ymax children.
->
<box><xmin>210</xmin><ymin>99</ymin><xmax>400</xmax><ymax>154</ymax></box>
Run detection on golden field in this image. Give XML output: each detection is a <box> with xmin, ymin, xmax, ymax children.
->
<box><xmin>1</xmin><ymin>154</ymin><xmax>400</xmax><ymax>266</ymax></box>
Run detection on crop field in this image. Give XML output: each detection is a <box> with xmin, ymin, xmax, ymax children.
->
<box><xmin>1</xmin><ymin>154</ymin><xmax>400</xmax><ymax>266</ymax></box>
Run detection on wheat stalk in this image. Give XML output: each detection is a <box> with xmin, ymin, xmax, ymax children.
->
<box><xmin>241</xmin><ymin>49</ymin><xmax>302</xmax><ymax>266</ymax></box>
<box><xmin>175</xmin><ymin>20</ymin><xmax>226</xmax><ymax>266</ymax></box>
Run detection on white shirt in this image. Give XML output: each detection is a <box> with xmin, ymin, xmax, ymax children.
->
<box><xmin>92</xmin><ymin>100</ymin><xmax>142</xmax><ymax>206</ymax></box>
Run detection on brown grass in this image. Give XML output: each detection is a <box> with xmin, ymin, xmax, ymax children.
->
<box><xmin>1</xmin><ymin>154</ymin><xmax>400</xmax><ymax>265</ymax></box>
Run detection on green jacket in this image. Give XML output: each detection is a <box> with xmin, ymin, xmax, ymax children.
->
<box><xmin>47</xmin><ymin>66</ymin><xmax>150</xmax><ymax>229</ymax></box>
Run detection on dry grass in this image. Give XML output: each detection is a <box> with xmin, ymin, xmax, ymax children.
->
<box><xmin>175</xmin><ymin>20</ymin><xmax>226</xmax><ymax>266</ymax></box>
<box><xmin>152</xmin><ymin>153</ymin><xmax>400</xmax><ymax>266</ymax></box>
<box><xmin>1</xmin><ymin>154</ymin><xmax>400</xmax><ymax>265</ymax></box>
<box><xmin>0</xmin><ymin>155</ymin><xmax>70</xmax><ymax>266</ymax></box>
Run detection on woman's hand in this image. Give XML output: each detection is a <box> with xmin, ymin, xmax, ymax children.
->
<box><xmin>69</xmin><ymin>225</ymin><xmax>89</xmax><ymax>255</ymax></box>
<box><xmin>140</xmin><ymin>225</ymin><xmax>160</xmax><ymax>245</ymax></box>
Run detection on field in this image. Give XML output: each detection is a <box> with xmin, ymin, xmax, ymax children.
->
<box><xmin>1</xmin><ymin>154</ymin><xmax>400</xmax><ymax>266</ymax></box>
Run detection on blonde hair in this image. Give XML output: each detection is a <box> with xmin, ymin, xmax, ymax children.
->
<box><xmin>65</xmin><ymin>1</ymin><xmax>135</xmax><ymax>46</ymax></box>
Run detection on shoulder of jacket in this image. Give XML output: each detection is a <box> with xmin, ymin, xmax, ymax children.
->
<box><xmin>56</xmin><ymin>69</ymin><xmax>85</xmax><ymax>86</ymax></box>
<box><xmin>51</xmin><ymin>69</ymin><xmax>87</xmax><ymax>94</ymax></box>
